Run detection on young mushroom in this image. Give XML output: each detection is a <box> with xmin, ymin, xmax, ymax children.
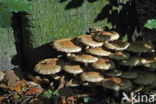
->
<box><xmin>53</xmin><ymin>38</ymin><xmax>82</xmax><ymax>56</ymax></box>
<box><xmin>104</xmin><ymin>40</ymin><xmax>130</xmax><ymax>51</ymax></box>
<box><xmin>34</xmin><ymin>58</ymin><xmax>61</xmax><ymax>75</ymax></box>
<box><xmin>127</xmin><ymin>40</ymin><xmax>155</xmax><ymax>57</ymax></box>
<box><xmin>86</xmin><ymin>47</ymin><xmax>111</xmax><ymax>57</ymax></box>
<box><xmin>91</xmin><ymin>58</ymin><xmax>115</xmax><ymax>70</ymax></box>
<box><xmin>77</xmin><ymin>35</ymin><xmax>103</xmax><ymax>49</ymax></box>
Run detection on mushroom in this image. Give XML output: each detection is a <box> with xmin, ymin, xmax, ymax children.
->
<box><xmin>108</xmin><ymin>51</ymin><xmax>130</xmax><ymax>61</ymax></box>
<box><xmin>63</xmin><ymin>64</ymin><xmax>83</xmax><ymax>75</ymax></box>
<box><xmin>121</xmin><ymin>71</ymin><xmax>138</xmax><ymax>79</ymax></box>
<box><xmin>0</xmin><ymin>70</ymin><xmax>5</xmax><ymax>82</ymax></box>
<box><xmin>80</xmin><ymin>72</ymin><xmax>104</xmax><ymax>83</ymax></box>
<box><xmin>93</xmin><ymin>31</ymin><xmax>120</xmax><ymax>42</ymax></box>
<box><xmin>133</xmin><ymin>72</ymin><xmax>156</xmax><ymax>85</ymax></box>
<box><xmin>119</xmin><ymin>57</ymin><xmax>147</xmax><ymax>69</ymax></box>
<box><xmin>77</xmin><ymin>35</ymin><xmax>103</xmax><ymax>48</ymax></box>
<box><xmin>144</xmin><ymin>61</ymin><xmax>156</xmax><ymax>71</ymax></box>
<box><xmin>86</xmin><ymin>47</ymin><xmax>111</xmax><ymax>57</ymax></box>
<box><xmin>69</xmin><ymin>54</ymin><xmax>98</xmax><ymax>67</ymax></box>
<box><xmin>106</xmin><ymin>70</ymin><xmax>122</xmax><ymax>77</ymax></box>
<box><xmin>102</xmin><ymin>78</ymin><xmax>132</xmax><ymax>96</ymax></box>
<box><xmin>34</xmin><ymin>58</ymin><xmax>61</xmax><ymax>75</ymax></box>
<box><xmin>53</xmin><ymin>38</ymin><xmax>82</xmax><ymax>56</ymax></box>
<box><xmin>104</xmin><ymin>40</ymin><xmax>130</xmax><ymax>51</ymax></box>
<box><xmin>91</xmin><ymin>58</ymin><xmax>115</xmax><ymax>70</ymax></box>
<box><xmin>127</xmin><ymin>40</ymin><xmax>155</xmax><ymax>56</ymax></box>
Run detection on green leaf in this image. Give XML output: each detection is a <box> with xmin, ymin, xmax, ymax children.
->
<box><xmin>43</xmin><ymin>89</ymin><xmax>53</xmax><ymax>99</ymax></box>
<box><xmin>0</xmin><ymin>6</ymin><xmax>12</xmax><ymax>28</ymax></box>
<box><xmin>83</xmin><ymin>97</ymin><xmax>90</xmax><ymax>103</ymax></box>
<box><xmin>53</xmin><ymin>90</ymin><xmax>59</xmax><ymax>96</ymax></box>
<box><xmin>122</xmin><ymin>34</ymin><xmax>128</xmax><ymax>42</ymax></box>
<box><xmin>144</xmin><ymin>19</ymin><xmax>156</xmax><ymax>29</ymax></box>
<box><xmin>1</xmin><ymin>0</ymin><xmax>32</xmax><ymax>12</ymax></box>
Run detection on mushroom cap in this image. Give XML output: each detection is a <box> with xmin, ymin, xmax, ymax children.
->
<box><xmin>77</xmin><ymin>35</ymin><xmax>103</xmax><ymax>47</ymax></box>
<box><xmin>69</xmin><ymin>54</ymin><xmax>98</xmax><ymax>63</ymax></box>
<box><xmin>144</xmin><ymin>61</ymin><xmax>156</xmax><ymax>71</ymax></box>
<box><xmin>63</xmin><ymin>64</ymin><xmax>83</xmax><ymax>75</ymax></box>
<box><xmin>127</xmin><ymin>41</ymin><xmax>155</xmax><ymax>53</ymax></box>
<box><xmin>81</xmin><ymin>72</ymin><xmax>104</xmax><ymax>82</ymax></box>
<box><xmin>86</xmin><ymin>47</ymin><xmax>111</xmax><ymax>57</ymax></box>
<box><xmin>93</xmin><ymin>31</ymin><xmax>119</xmax><ymax>42</ymax></box>
<box><xmin>53</xmin><ymin>38</ymin><xmax>81</xmax><ymax>53</ymax></box>
<box><xmin>120</xmin><ymin>57</ymin><xmax>146</xmax><ymax>66</ymax></box>
<box><xmin>121</xmin><ymin>71</ymin><xmax>138</xmax><ymax>79</ymax></box>
<box><xmin>0</xmin><ymin>70</ymin><xmax>5</xmax><ymax>82</ymax></box>
<box><xmin>104</xmin><ymin>40</ymin><xmax>130</xmax><ymax>51</ymax></box>
<box><xmin>91</xmin><ymin>58</ymin><xmax>115</xmax><ymax>70</ymax></box>
<box><xmin>109</xmin><ymin>51</ymin><xmax>130</xmax><ymax>60</ymax></box>
<box><xmin>106</xmin><ymin>70</ymin><xmax>122</xmax><ymax>77</ymax></box>
<box><xmin>34</xmin><ymin>58</ymin><xmax>61</xmax><ymax>75</ymax></box>
<box><xmin>134</xmin><ymin>72</ymin><xmax>156</xmax><ymax>85</ymax></box>
<box><xmin>102</xmin><ymin>78</ymin><xmax>132</xmax><ymax>91</ymax></box>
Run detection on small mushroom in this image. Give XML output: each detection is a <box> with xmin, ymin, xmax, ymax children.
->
<box><xmin>77</xmin><ymin>35</ymin><xmax>103</xmax><ymax>48</ymax></box>
<box><xmin>91</xmin><ymin>58</ymin><xmax>115</xmax><ymax>70</ymax></box>
<box><xmin>34</xmin><ymin>58</ymin><xmax>61</xmax><ymax>75</ymax></box>
<box><xmin>69</xmin><ymin>54</ymin><xmax>98</xmax><ymax>67</ymax></box>
<box><xmin>93</xmin><ymin>31</ymin><xmax>119</xmax><ymax>42</ymax></box>
<box><xmin>63</xmin><ymin>64</ymin><xmax>83</xmax><ymax>75</ymax></box>
<box><xmin>127</xmin><ymin>41</ymin><xmax>155</xmax><ymax>56</ymax></box>
<box><xmin>86</xmin><ymin>47</ymin><xmax>111</xmax><ymax>57</ymax></box>
<box><xmin>121</xmin><ymin>71</ymin><xmax>138</xmax><ymax>79</ymax></box>
<box><xmin>81</xmin><ymin>72</ymin><xmax>104</xmax><ymax>83</ymax></box>
<box><xmin>104</xmin><ymin>40</ymin><xmax>130</xmax><ymax>51</ymax></box>
<box><xmin>53</xmin><ymin>38</ymin><xmax>81</xmax><ymax>56</ymax></box>
<box><xmin>106</xmin><ymin>70</ymin><xmax>122</xmax><ymax>77</ymax></box>
<box><xmin>108</xmin><ymin>51</ymin><xmax>130</xmax><ymax>61</ymax></box>
<box><xmin>133</xmin><ymin>72</ymin><xmax>156</xmax><ymax>85</ymax></box>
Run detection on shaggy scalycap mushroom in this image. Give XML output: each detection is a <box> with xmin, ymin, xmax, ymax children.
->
<box><xmin>91</xmin><ymin>58</ymin><xmax>115</xmax><ymax>70</ymax></box>
<box><xmin>128</xmin><ymin>41</ymin><xmax>155</xmax><ymax>53</ymax></box>
<box><xmin>104</xmin><ymin>40</ymin><xmax>130</xmax><ymax>51</ymax></box>
<box><xmin>86</xmin><ymin>47</ymin><xmax>111</xmax><ymax>57</ymax></box>
<box><xmin>102</xmin><ymin>78</ymin><xmax>132</xmax><ymax>91</ymax></box>
<box><xmin>53</xmin><ymin>38</ymin><xmax>81</xmax><ymax>54</ymax></box>
<box><xmin>81</xmin><ymin>72</ymin><xmax>104</xmax><ymax>82</ymax></box>
<box><xmin>109</xmin><ymin>51</ymin><xmax>130</xmax><ymax>60</ymax></box>
<box><xmin>77</xmin><ymin>35</ymin><xmax>103</xmax><ymax>48</ymax></box>
<box><xmin>34</xmin><ymin>58</ymin><xmax>61</xmax><ymax>75</ymax></box>
<box><xmin>63</xmin><ymin>64</ymin><xmax>83</xmax><ymax>75</ymax></box>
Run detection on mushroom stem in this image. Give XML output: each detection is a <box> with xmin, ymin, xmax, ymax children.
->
<box><xmin>66</xmin><ymin>53</ymin><xmax>71</xmax><ymax>57</ymax></box>
<box><xmin>84</xmin><ymin>63</ymin><xmax>88</xmax><ymax>67</ymax></box>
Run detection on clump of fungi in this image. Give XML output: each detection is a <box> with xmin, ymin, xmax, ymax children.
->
<box><xmin>33</xmin><ymin>27</ymin><xmax>156</xmax><ymax>102</ymax></box>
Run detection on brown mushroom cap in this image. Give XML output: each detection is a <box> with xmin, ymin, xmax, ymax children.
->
<box><xmin>63</xmin><ymin>64</ymin><xmax>83</xmax><ymax>75</ymax></box>
<box><xmin>108</xmin><ymin>51</ymin><xmax>130</xmax><ymax>60</ymax></box>
<box><xmin>106</xmin><ymin>70</ymin><xmax>122</xmax><ymax>77</ymax></box>
<box><xmin>34</xmin><ymin>58</ymin><xmax>61</xmax><ymax>75</ymax></box>
<box><xmin>81</xmin><ymin>72</ymin><xmax>104</xmax><ymax>82</ymax></box>
<box><xmin>91</xmin><ymin>58</ymin><xmax>115</xmax><ymax>70</ymax></box>
<box><xmin>93</xmin><ymin>31</ymin><xmax>119</xmax><ymax>42</ymax></box>
<box><xmin>104</xmin><ymin>40</ymin><xmax>130</xmax><ymax>51</ymax></box>
<box><xmin>77</xmin><ymin>35</ymin><xmax>103</xmax><ymax>48</ymax></box>
<box><xmin>53</xmin><ymin>38</ymin><xmax>81</xmax><ymax>53</ymax></box>
<box><xmin>86</xmin><ymin>47</ymin><xmax>111</xmax><ymax>57</ymax></box>
<box><xmin>121</xmin><ymin>71</ymin><xmax>138</xmax><ymax>79</ymax></box>
<box><xmin>102</xmin><ymin>78</ymin><xmax>132</xmax><ymax>91</ymax></box>
<box><xmin>134</xmin><ymin>72</ymin><xmax>156</xmax><ymax>85</ymax></box>
<box><xmin>120</xmin><ymin>57</ymin><xmax>146</xmax><ymax>66</ymax></box>
<box><xmin>128</xmin><ymin>41</ymin><xmax>155</xmax><ymax>53</ymax></box>
<box><xmin>69</xmin><ymin>54</ymin><xmax>98</xmax><ymax>63</ymax></box>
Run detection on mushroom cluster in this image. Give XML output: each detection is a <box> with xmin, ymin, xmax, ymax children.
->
<box><xmin>34</xmin><ymin>28</ymin><xmax>156</xmax><ymax>98</ymax></box>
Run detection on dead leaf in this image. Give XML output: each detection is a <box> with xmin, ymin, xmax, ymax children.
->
<box><xmin>25</xmin><ymin>87</ymin><xmax>43</xmax><ymax>95</ymax></box>
<box><xmin>112</xmin><ymin>78</ymin><xmax>121</xmax><ymax>84</ymax></box>
<box><xmin>0</xmin><ymin>96</ymin><xmax>4</xmax><ymax>102</ymax></box>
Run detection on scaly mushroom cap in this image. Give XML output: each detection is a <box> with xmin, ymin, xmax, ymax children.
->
<box><xmin>134</xmin><ymin>72</ymin><xmax>156</xmax><ymax>85</ymax></box>
<box><xmin>77</xmin><ymin>35</ymin><xmax>103</xmax><ymax>48</ymax></box>
<box><xmin>106</xmin><ymin>70</ymin><xmax>122</xmax><ymax>77</ymax></box>
<box><xmin>63</xmin><ymin>64</ymin><xmax>83</xmax><ymax>75</ymax></box>
<box><xmin>104</xmin><ymin>40</ymin><xmax>130</xmax><ymax>51</ymax></box>
<box><xmin>102</xmin><ymin>78</ymin><xmax>132</xmax><ymax>91</ymax></box>
<box><xmin>81</xmin><ymin>72</ymin><xmax>104</xmax><ymax>82</ymax></box>
<box><xmin>34</xmin><ymin>58</ymin><xmax>61</xmax><ymax>75</ymax></box>
<box><xmin>109</xmin><ymin>51</ymin><xmax>130</xmax><ymax>60</ymax></box>
<box><xmin>128</xmin><ymin>41</ymin><xmax>155</xmax><ymax>53</ymax></box>
<box><xmin>86</xmin><ymin>47</ymin><xmax>111</xmax><ymax>57</ymax></box>
<box><xmin>69</xmin><ymin>54</ymin><xmax>98</xmax><ymax>63</ymax></box>
<box><xmin>93</xmin><ymin>31</ymin><xmax>119</xmax><ymax>42</ymax></box>
<box><xmin>53</xmin><ymin>38</ymin><xmax>81</xmax><ymax>53</ymax></box>
<box><xmin>92</xmin><ymin>58</ymin><xmax>115</xmax><ymax>70</ymax></box>
<box><xmin>121</xmin><ymin>71</ymin><xmax>138</xmax><ymax>79</ymax></box>
<box><xmin>120</xmin><ymin>57</ymin><xmax>146</xmax><ymax>66</ymax></box>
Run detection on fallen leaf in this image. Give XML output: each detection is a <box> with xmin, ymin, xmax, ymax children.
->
<box><xmin>25</xmin><ymin>87</ymin><xmax>43</xmax><ymax>95</ymax></box>
<box><xmin>0</xmin><ymin>96</ymin><xmax>4</xmax><ymax>102</ymax></box>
